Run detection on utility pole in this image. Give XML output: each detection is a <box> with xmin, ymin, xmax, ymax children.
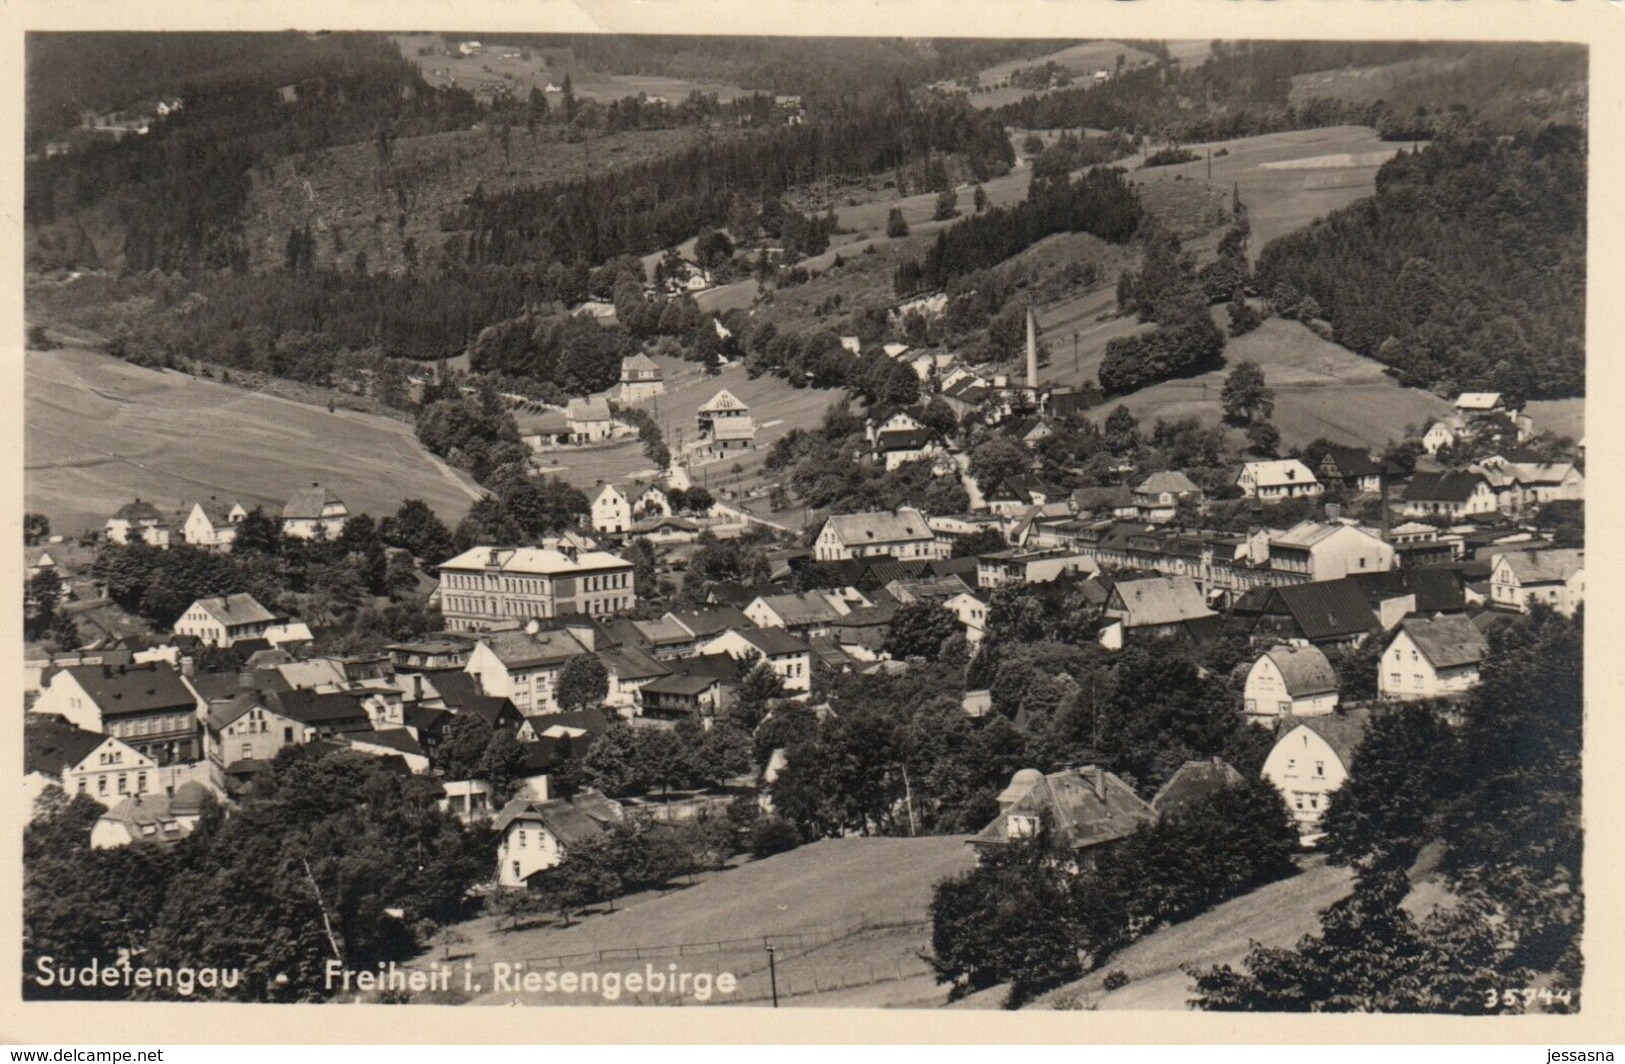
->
<box><xmin>766</xmin><ymin>945</ymin><xmax>779</xmax><ymax>1007</ymax></box>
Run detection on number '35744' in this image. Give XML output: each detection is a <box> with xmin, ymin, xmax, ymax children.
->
<box><xmin>1485</xmin><ymin>987</ymin><xmax>1574</xmax><ymax>1009</ymax></box>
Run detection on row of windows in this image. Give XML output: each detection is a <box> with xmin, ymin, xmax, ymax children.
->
<box><xmin>80</xmin><ymin>771</ymin><xmax>148</xmax><ymax>796</ymax></box>
<box><xmin>111</xmin><ymin>714</ymin><xmax>195</xmax><ymax>738</ymax></box>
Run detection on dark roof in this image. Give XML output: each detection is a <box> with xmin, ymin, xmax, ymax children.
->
<box><xmin>427</xmin><ymin>672</ymin><xmax>481</xmax><ymax>708</ymax></box>
<box><xmin>462</xmin><ymin>695</ymin><xmax>522</xmax><ymax>729</ymax></box>
<box><xmin>1151</xmin><ymin>758</ymin><xmax>1244</xmax><ymax>818</ymax></box>
<box><xmin>1394</xmin><ymin>615</ymin><xmax>1489</xmax><ymax>669</ymax></box>
<box><xmin>494</xmin><ymin>791</ymin><xmax>624</xmax><ymax>845</ymax></box>
<box><xmin>349</xmin><ymin>728</ymin><xmax>427</xmax><ymax>757</ymax></box>
<box><xmin>404</xmin><ymin>704</ymin><xmax>452</xmax><ymax>733</ymax></box>
<box><xmin>972</xmin><ymin>767</ymin><xmax>1155</xmax><ymax>851</ymax></box>
<box><xmin>1262</xmin><ymin>579</ymin><xmax>1377</xmax><ymax>642</ymax></box>
<box><xmin>526</xmin><ymin>707</ymin><xmax>613</xmax><ymax>737</ymax></box>
<box><xmin>25</xmin><ymin>717</ymin><xmax>110</xmax><ymax>776</ymax></box>
<box><xmin>111</xmin><ymin>499</ymin><xmax>165</xmax><ymax>524</ymax></box>
<box><xmin>1317</xmin><ymin>445</ymin><xmax>1381</xmax><ymax>480</ymax></box>
<box><xmin>734</xmin><ymin>627</ymin><xmax>810</xmax><ymax>657</ymax></box>
<box><xmin>597</xmin><ymin>644</ymin><xmax>671</xmax><ymax>683</ymax></box>
<box><xmin>875</xmin><ymin>428</ymin><xmax>934</xmax><ymax>451</ymax></box>
<box><xmin>274</xmin><ymin>689</ymin><xmax>372</xmax><ymax>728</ymax></box>
<box><xmin>1404</xmin><ymin>471</ymin><xmax>1489</xmax><ymax>503</ymax></box>
<box><xmin>1296</xmin><ymin>709</ymin><xmax>1373</xmax><ymax>770</ymax></box>
<box><xmin>61</xmin><ymin>664</ymin><xmax>198</xmax><ymax>718</ymax></box>
<box><xmin>1259</xmin><ymin>645</ymin><xmax>1339</xmax><ymax>697</ymax></box>
<box><xmin>666</xmin><ymin>607</ymin><xmax>752</xmax><ymax>639</ymax></box>
<box><xmin>1348</xmin><ymin>569</ymin><xmax>1466</xmax><ymax>614</ymax></box>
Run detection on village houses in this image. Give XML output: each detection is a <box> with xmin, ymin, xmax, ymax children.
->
<box><xmin>464</xmin><ymin>626</ymin><xmax>594</xmax><ymax>717</ymax></box>
<box><xmin>25</xmin><ymin>715</ymin><xmax>161</xmax><ymax>808</ymax></box>
<box><xmin>696</xmin><ymin>388</ymin><xmax>756</xmax><ymax>452</ymax></box>
<box><xmin>1236</xmin><ymin>459</ymin><xmax>1323</xmax><ymax>501</ymax></box>
<box><xmin>1488</xmin><ymin>548</ymin><xmax>1585</xmax><ymax>617</ymax></box>
<box><xmin>281</xmin><ymin>483</ymin><xmax>350</xmax><ymax>539</ymax></box>
<box><xmin>700</xmin><ymin>626</ymin><xmax>812</xmax><ymax>695</ymax></box>
<box><xmin>1261</xmin><ymin>710</ymin><xmax>1372</xmax><ymax>841</ymax></box>
<box><xmin>182</xmin><ymin>498</ymin><xmax>248</xmax><ymax>550</ymax></box>
<box><xmin>173</xmin><ymin>593</ymin><xmax>283</xmax><ymax>648</ymax></box>
<box><xmin>1378</xmin><ymin>615</ymin><xmax>1490</xmax><ymax>702</ymax></box>
<box><xmin>1242</xmin><ymin>644</ymin><xmax>1339</xmax><ymax>727</ymax></box>
<box><xmin>617</xmin><ymin>353</ymin><xmax>665</xmax><ymax>405</ymax></box>
<box><xmin>589</xmin><ymin>483</ymin><xmax>632</xmax><ymax>535</ymax></box>
<box><xmin>814</xmin><ymin>507</ymin><xmax>948</xmax><ymax>562</ymax></box>
<box><xmin>105</xmin><ymin>499</ymin><xmax>171</xmax><ymax>548</ymax></box>
<box><xmin>493</xmin><ymin>790</ymin><xmax>624</xmax><ymax>887</ymax></box>
<box><xmin>32</xmin><ymin>662</ymin><xmax>205</xmax><ymax>766</ymax></box>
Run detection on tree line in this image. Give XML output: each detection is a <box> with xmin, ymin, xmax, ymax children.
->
<box><xmin>448</xmin><ymin>96</ymin><xmax>1012</xmax><ymax>269</ymax></box>
<box><xmin>893</xmin><ymin>165</ymin><xmax>1142</xmax><ymax>298</ymax></box>
<box><xmin>25</xmin><ymin>746</ymin><xmax>491</xmax><ymax>1001</ymax></box>
<box><xmin>1254</xmin><ymin>130</ymin><xmax>1585</xmax><ymax>400</ymax></box>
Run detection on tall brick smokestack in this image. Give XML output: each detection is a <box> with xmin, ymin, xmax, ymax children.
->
<box><xmin>1026</xmin><ymin>305</ymin><xmax>1038</xmax><ymax>393</ymax></box>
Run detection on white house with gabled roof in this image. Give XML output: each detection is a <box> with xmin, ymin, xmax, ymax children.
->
<box><xmin>183</xmin><ymin>498</ymin><xmax>248</xmax><ymax>550</ymax></box>
<box><xmin>1378</xmin><ymin>615</ymin><xmax>1489</xmax><ymax>701</ymax></box>
<box><xmin>1243</xmin><ymin>645</ymin><xmax>1339</xmax><ymax>726</ymax></box>
<box><xmin>814</xmin><ymin>506</ymin><xmax>948</xmax><ymax>562</ymax></box>
<box><xmin>1236</xmin><ymin>459</ymin><xmax>1322</xmax><ymax>501</ymax></box>
<box><xmin>589</xmin><ymin>483</ymin><xmax>631</xmax><ymax>535</ymax></box>
<box><xmin>1489</xmin><ymin>548</ymin><xmax>1584</xmax><ymax>617</ymax></box>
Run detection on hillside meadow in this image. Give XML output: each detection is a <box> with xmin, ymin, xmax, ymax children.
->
<box><xmin>26</xmin><ymin>346</ymin><xmax>482</xmax><ymax>534</ymax></box>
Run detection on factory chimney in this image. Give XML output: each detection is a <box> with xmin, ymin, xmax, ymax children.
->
<box><xmin>1025</xmin><ymin>305</ymin><xmax>1039</xmax><ymax>394</ymax></box>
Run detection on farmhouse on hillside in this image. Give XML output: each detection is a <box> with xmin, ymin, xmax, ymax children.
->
<box><xmin>182</xmin><ymin>498</ymin><xmax>248</xmax><ymax>550</ymax></box>
<box><xmin>618</xmin><ymin>353</ymin><xmax>665</xmax><ymax>405</ymax></box>
<box><xmin>970</xmin><ymin>766</ymin><xmax>1156</xmax><ymax>869</ymax></box>
<box><xmin>493</xmin><ymin>790</ymin><xmax>625</xmax><ymax>887</ymax></box>
<box><xmin>281</xmin><ymin>483</ymin><xmax>350</xmax><ymax>539</ymax></box>
<box><xmin>696</xmin><ymin>388</ymin><xmax>756</xmax><ymax>452</ymax></box>
<box><xmin>105</xmin><ymin>499</ymin><xmax>171</xmax><ymax>548</ymax></box>
<box><xmin>1236</xmin><ymin>459</ymin><xmax>1322</xmax><ymax>501</ymax></box>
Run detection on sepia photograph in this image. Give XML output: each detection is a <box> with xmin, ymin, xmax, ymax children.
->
<box><xmin>16</xmin><ymin>21</ymin><xmax>1592</xmax><ymax>1029</ymax></box>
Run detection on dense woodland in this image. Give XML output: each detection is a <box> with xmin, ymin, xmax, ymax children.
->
<box><xmin>893</xmin><ymin>164</ymin><xmax>1142</xmax><ymax>297</ymax></box>
<box><xmin>451</xmin><ymin>96</ymin><xmax>1012</xmax><ymax>268</ymax></box>
<box><xmin>995</xmin><ymin>41</ymin><xmax>1585</xmax><ymax>142</ymax></box>
<box><xmin>1255</xmin><ymin>130</ymin><xmax>1586</xmax><ymax>399</ymax></box>
<box><xmin>471</xmin><ymin>35</ymin><xmax>1068</xmax><ymax>108</ymax></box>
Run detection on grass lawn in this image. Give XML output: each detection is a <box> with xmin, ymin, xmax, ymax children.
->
<box><xmin>26</xmin><ymin>346</ymin><xmax>482</xmax><ymax>535</ymax></box>
<box><xmin>432</xmin><ymin>835</ymin><xmax>975</xmax><ymax>1006</ymax></box>
<box><xmin>936</xmin><ymin>41</ymin><xmax>1161</xmax><ymax>112</ymax></box>
<box><xmin>1072</xmin><ymin>318</ymin><xmax>1454</xmax><ymax>451</ymax></box>
<box><xmin>1128</xmin><ymin>125</ymin><xmax>1403</xmax><ymax>262</ymax></box>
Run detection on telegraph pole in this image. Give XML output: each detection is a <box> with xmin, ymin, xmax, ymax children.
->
<box><xmin>766</xmin><ymin>945</ymin><xmax>779</xmax><ymax>1007</ymax></box>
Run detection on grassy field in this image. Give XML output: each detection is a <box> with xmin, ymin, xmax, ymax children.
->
<box><xmin>26</xmin><ymin>346</ymin><xmax>482</xmax><ymax>534</ymax></box>
<box><xmin>934</xmin><ymin>41</ymin><xmax>1160</xmax><ymax>111</ymax></box>
<box><xmin>1075</xmin><ymin>318</ymin><xmax>1455</xmax><ymax>450</ymax></box>
<box><xmin>1127</xmin><ymin>125</ymin><xmax>1404</xmax><ymax>262</ymax></box>
<box><xmin>391</xmin><ymin>34</ymin><xmax>753</xmax><ymax>105</ymax></box>
<box><xmin>435</xmin><ymin>835</ymin><xmax>975</xmax><ymax>1007</ymax></box>
<box><xmin>944</xmin><ymin>858</ymin><xmax>1357</xmax><ymax>1011</ymax></box>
